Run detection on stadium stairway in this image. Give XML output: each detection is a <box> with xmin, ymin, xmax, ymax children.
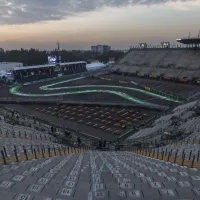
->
<box><xmin>1</xmin><ymin>151</ymin><xmax>200</xmax><ymax>199</ymax></box>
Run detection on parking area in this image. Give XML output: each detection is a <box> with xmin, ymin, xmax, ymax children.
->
<box><xmin>34</xmin><ymin>104</ymin><xmax>158</xmax><ymax>136</ymax></box>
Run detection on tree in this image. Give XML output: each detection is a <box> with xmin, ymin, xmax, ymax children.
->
<box><xmin>2</xmin><ymin>49</ymin><xmax>125</xmax><ymax>65</ymax></box>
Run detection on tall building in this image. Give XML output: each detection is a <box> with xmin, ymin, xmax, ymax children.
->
<box><xmin>91</xmin><ymin>46</ymin><xmax>97</xmax><ymax>53</ymax></box>
<box><xmin>91</xmin><ymin>45</ymin><xmax>111</xmax><ymax>53</ymax></box>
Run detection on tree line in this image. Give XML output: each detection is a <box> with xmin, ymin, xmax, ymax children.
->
<box><xmin>0</xmin><ymin>48</ymin><xmax>125</xmax><ymax>66</ymax></box>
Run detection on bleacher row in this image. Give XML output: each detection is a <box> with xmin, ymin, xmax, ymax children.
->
<box><xmin>113</xmin><ymin>49</ymin><xmax>200</xmax><ymax>80</ymax></box>
<box><xmin>0</xmin><ymin>117</ymin><xmax>56</xmax><ymax>142</ymax></box>
<box><xmin>128</xmin><ymin>100</ymin><xmax>200</xmax><ymax>165</ymax></box>
<box><xmin>1</xmin><ymin>151</ymin><xmax>200</xmax><ymax>199</ymax></box>
<box><xmin>0</xmin><ymin>114</ymin><xmax>69</xmax><ymax>163</ymax></box>
<box><xmin>0</xmin><ymin>101</ymin><xmax>200</xmax><ymax>199</ymax></box>
<box><xmin>0</xmin><ymin>107</ymin><xmax>94</xmax><ymax>146</ymax></box>
<box><xmin>128</xmin><ymin>100</ymin><xmax>199</xmax><ymax>139</ymax></box>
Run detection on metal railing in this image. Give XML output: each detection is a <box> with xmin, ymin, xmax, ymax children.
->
<box><xmin>0</xmin><ymin>106</ymin><xmax>97</xmax><ymax>145</ymax></box>
<box><xmin>0</xmin><ymin>144</ymin><xmax>90</xmax><ymax>165</ymax></box>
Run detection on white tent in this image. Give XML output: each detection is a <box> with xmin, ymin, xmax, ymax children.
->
<box><xmin>86</xmin><ymin>62</ymin><xmax>105</xmax><ymax>71</ymax></box>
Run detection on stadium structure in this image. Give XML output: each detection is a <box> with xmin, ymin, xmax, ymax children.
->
<box><xmin>0</xmin><ymin>37</ymin><xmax>200</xmax><ymax>199</ymax></box>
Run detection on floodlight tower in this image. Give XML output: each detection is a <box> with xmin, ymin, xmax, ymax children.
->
<box><xmin>57</xmin><ymin>42</ymin><xmax>60</xmax><ymax>51</ymax></box>
<box><xmin>187</xmin><ymin>33</ymin><xmax>191</xmax><ymax>48</ymax></box>
<box><xmin>161</xmin><ymin>42</ymin><xmax>170</xmax><ymax>48</ymax></box>
<box><xmin>139</xmin><ymin>42</ymin><xmax>147</xmax><ymax>49</ymax></box>
<box><xmin>196</xmin><ymin>30</ymin><xmax>200</xmax><ymax>47</ymax></box>
<box><xmin>57</xmin><ymin>42</ymin><xmax>61</xmax><ymax>63</ymax></box>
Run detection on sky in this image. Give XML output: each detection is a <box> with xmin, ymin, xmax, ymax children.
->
<box><xmin>0</xmin><ymin>0</ymin><xmax>200</xmax><ymax>50</ymax></box>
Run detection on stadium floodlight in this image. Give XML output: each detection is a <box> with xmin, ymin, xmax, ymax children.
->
<box><xmin>139</xmin><ymin>43</ymin><xmax>147</xmax><ymax>49</ymax></box>
<box><xmin>57</xmin><ymin>42</ymin><xmax>59</xmax><ymax>50</ymax></box>
<box><xmin>161</xmin><ymin>42</ymin><xmax>170</xmax><ymax>48</ymax></box>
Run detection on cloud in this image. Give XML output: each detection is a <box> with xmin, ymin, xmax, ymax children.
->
<box><xmin>166</xmin><ymin>0</ymin><xmax>200</xmax><ymax>10</ymax></box>
<box><xmin>0</xmin><ymin>0</ymin><xmax>197</xmax><ymax>24</ymax></box>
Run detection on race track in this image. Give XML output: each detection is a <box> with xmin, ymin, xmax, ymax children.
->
<box><xmin>9</xmin><ymin>74</ymin><xmax>184</xmax><ymax>109</ymax></box>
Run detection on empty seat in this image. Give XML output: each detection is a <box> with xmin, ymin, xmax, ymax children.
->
<box><xmin>1</xmin><ymin>151</ymin><xmax>200</xmax><ymax>199</ymax></box>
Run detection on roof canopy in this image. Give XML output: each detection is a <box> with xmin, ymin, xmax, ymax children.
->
<box><xmin>176</xmin><ymin>38</ymin><xmax>200</xmax><ymax>44</ymax></box>
<box><xmin>13</xmin><ymin>61</ymin><xmax>86</xmax><ymax>71</ymax></box>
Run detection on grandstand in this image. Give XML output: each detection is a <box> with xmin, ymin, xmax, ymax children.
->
<box><xmin>114</xmin><ymin>47</ymin><xmax>200</xmax><ymax>83</ymax></box>
<box><xmin>0</xmin><ymin>39</ymin><xmax>200</xmax><ymax>199</ymax></box>
<box><xmin>0</xmin><ymin>61</ymin><xmax>87</xmax><ymax>83</ymax></box>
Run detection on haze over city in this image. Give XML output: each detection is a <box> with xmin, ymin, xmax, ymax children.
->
<box><xmin>0</xmin><ymin>0</ymin><xmax>200</xmax><ymax>50</ymax></box>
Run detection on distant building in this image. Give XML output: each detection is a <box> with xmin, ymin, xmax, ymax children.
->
<box><xmin>91</xmin><ymin>46</ymin><xmax>97</xmax><ymax>53</ymax></box>
<box><xmin>91</xmin><ymin>45</ymin><xmax>111</xmax><ymax>54</ymax></box>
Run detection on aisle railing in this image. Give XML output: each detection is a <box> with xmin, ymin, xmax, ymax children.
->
<box><xmin>0</xmin><ymin>144</ymin><xmax>90</xmax><ymax>165</ymax></box>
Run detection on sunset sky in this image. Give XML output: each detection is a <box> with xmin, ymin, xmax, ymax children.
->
<box><xmin>0</xmin><ymin>0</ymin><xmax>200</xmax><ymax>50</ymax></box>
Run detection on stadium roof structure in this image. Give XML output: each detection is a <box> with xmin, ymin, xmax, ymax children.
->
<box><xmin>13</xmin><ymin>61</ymin><xmax>86</xmax><ymax>71</ymax></box>
<box><xmin>176</xmin><ymin>37</ymin><xmax>200</xmax><ymax>44</ymax></box>
<box><xmin>0</xmin><ymin>62</ymin><xmax>23</xmax><ymax>70</ymax></box>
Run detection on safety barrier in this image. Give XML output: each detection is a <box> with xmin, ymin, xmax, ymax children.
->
<box><xmin>0</xmin><ymin>145</ymin><xmax>90</xmax><ymax>165</ymax></box>
<box><xmin>127</xmin><ymin>147</ymin><xmax>200</xmax><ymax>169</ymax></box>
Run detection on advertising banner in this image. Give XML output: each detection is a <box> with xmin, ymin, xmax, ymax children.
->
<box><xmin>48</xmin><ymin>55</ymin><xmax>57</xmax><ymax>64</ymax></box>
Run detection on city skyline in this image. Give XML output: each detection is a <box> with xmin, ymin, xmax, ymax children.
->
<box><xmin>0</xmin><ymin>0</ymin><xmax>200</xmax><ymax>50</ymax></box>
